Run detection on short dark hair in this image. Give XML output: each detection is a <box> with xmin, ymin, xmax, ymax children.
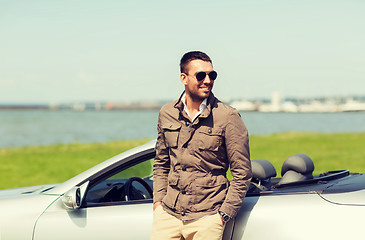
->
<box><xmin>180</xmin><ymin>51</ymin><xmax>212</xmax><ymax>73</ymax></box>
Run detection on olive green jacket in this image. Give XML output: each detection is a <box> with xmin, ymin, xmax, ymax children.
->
<box><xmin>153</xmin><ymin>92</ymin><xmax>252</xmax><ymax>221</ymax></box>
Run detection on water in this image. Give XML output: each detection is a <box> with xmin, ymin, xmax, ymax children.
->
<box><xmin>242</xmin><ymin>112</ymin><xmax>365</xmax><ymax>135</ymax></box>
<box><xmin>1</xmin><ymin>110</ymin><xmax>365</xmax><ymax>148</ymax></box>
<box><xmin>0</xmin><ymin>110</ymin><xmax>159</xmax><ymax>148</ymax></box>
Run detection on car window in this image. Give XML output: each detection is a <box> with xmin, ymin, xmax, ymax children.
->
<box><xmin>84</xmin><ymin>153</ymin><xmax>154</xmax><ymax>206</ymax></box>
<box><xmin>109</xmin><ymin>158</ymin><xmax>153</xmax><ymax>179</ymax></box>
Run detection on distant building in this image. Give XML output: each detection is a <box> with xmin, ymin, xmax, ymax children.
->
<box><xmin>258</xmin><ymin>91</ymin><xmax>282</xmax><ymax>112</ymax></box>
<box><xmin>340</xmin><ymin>98</ymin><xmax>365</xmax><ymax>112</ymax></box>
<box><xmin>230</xmin><ymin>100</ymin><xmax>257</xmax><ymax>111</ymax></box>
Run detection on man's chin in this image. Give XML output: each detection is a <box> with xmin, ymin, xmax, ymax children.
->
<box><xmin>201</xmin><ymin>91</ymin><xmax>211</xmax><ymax>99</ymax></box>
<box><xmin>203</xmin><ymin>91</ymin><xmax>212</xmax><ymax>98</ymax></box>
<box><xmin>190</xmin><ymin>93</ymin><xmax>210</xmax><ymax>102</ymax></box>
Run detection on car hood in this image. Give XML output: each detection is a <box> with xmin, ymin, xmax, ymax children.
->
<box><xmin>0</xmin><ymin>184</ymin><xmax>58</xmax><ymax>199</ymax></box>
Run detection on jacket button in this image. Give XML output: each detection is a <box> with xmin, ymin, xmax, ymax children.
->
<box><xmin>181</xmin><ymin>211</ymin><xmax>185</xmax><ymax>216</ymax></box>
<box><xmin>182</xmin><ymin>190</ymin><xmax>186</xmax><ymax>194</ymax></box>
<box><xmin>208</xmin><ymin>129</ymin><xmax>212</xmax><ymax>134</ymax></box>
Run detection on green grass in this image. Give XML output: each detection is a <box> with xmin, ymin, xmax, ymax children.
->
<box><xmin>250</xmin><ymin>132</ymin><xmax>365</xmax><ymax>175</ymax></box>
<box><xmin>1</xmin><ymin>132</ymin><xmax>365</xmax><ymax>190</ymax></box>
<box><xmin>0</xmin><ymin>140</ymin><xmax>149</xmax><ymax>190</ymax></box>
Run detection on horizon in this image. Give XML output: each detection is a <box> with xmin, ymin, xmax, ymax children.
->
<box><xmin>1</xmin><ymin>92</ymin><xmax>365</xmax><ymax>107</ymax></box>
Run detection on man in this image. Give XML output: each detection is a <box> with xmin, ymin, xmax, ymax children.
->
<box><xmin>151</xmin><ymin>51</ymin><xmax>252</xmax><ymax>240</ymax></box>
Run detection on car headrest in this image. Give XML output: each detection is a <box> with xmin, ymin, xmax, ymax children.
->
<box><xmin>252</xmin><ymin>159</ymin><xmax>277</xmax><ymax>180</ymax></box>
<box><xmin>281</xmin><ymin>154</ymin><xmax>315</xmax><ymax>177</ymax></box>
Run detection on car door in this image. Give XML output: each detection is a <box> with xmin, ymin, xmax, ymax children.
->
<box><xmin>33</xmin><ymin>200</ymin><xmax>153</xmax><ymax>240</ymax></box>
<box><xmin>34</xmin><ymin>152</ymin><xmax>155</xmax><ymax>240</ymax></box>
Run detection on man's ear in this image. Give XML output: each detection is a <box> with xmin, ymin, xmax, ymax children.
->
<box><xmin>180</xmin><ymin>73</ymin><xmax>188</xmax><ymax>86</ymax></box>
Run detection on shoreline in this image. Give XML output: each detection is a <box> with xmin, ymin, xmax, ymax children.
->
<box><xmin>2</xmin><ymin>131</ymin><xmax>365</xmax><ymax>150</ymax></box>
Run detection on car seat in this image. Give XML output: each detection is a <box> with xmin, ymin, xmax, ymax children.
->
<box><xmin>251</xmin><ymin>159</ymin><xmax>277</xmax><ymax>190</ymax></box>
<box><xmin>279</xmin><ymin>154</ymin><xmax>315</xmax><ymax>185</ymax></box>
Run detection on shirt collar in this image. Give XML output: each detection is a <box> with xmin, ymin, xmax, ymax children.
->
<box><xmin>181</xmin><ymin>93</ymin><xmax>208</xmax><ymax>122</ymax></box>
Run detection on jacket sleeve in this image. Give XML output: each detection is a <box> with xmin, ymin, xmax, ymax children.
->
<box><xmin>220</xmin><ymin>110</ymin><xmax>252</xmax><ymax>217</ymax></box>
<box><xmin>153</xmin><ymin>111</ymin><xmax>171</xmax><ymax>203</ymax></box>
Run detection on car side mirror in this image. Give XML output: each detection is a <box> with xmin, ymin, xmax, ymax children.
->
<box><xmin>62</xmin><ymin>181</ymin><xmax>89</xmax><ymax>209</ymax></box>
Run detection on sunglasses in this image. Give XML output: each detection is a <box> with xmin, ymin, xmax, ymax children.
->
<box><xmin>186</xmin><ymin>71</ymin><xmax>218</xmax><ymax>81</ymax></box>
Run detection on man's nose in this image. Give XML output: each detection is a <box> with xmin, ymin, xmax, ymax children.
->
<box><xmin>203</xmin><ymin>74</ymin><xmax>213</xmax><ymax>84</ymax></box>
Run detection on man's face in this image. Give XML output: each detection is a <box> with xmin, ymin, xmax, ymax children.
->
<box><xmin>181</xmin><ymin>59</ymin><xmax>215</xmax><ymax>101</ymax></box>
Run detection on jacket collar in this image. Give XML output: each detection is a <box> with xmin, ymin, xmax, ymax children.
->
<box><xmin>174</xmin><ymin>91</ymin><xmax>217</xmax><ymax>120</ymax></box>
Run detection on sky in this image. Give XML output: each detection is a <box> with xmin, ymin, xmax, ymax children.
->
<box><xmin>1</xmin><ymin>0</ymin><xmax>364</xmax><ymax>104</ymax></box>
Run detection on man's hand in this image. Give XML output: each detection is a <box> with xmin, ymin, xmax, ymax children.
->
<box><xmin>153</xmin><ymin>201</ymin><xmax>162</xmax><ymax>211</ymax></box>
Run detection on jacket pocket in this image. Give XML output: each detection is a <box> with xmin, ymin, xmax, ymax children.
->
<box><xmin>162</xmin><ymin>123</ymin><xmax>181</xmax><ymax>148</ymax></box>
<box><xmin>198</xmin><ymin>127</ymin><xmax>223</xmax><ymax>151</ymax></box>
<box><xmin>163</xmin><ymin>175</ymin><xmax>180</xmax><ymax>209</ymax></box>
<box><xmin>191</xmin><ymin>176</ymin><xmax>228</xmax><ymax>212</ymax></box>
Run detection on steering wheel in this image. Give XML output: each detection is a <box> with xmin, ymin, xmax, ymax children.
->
<box><xmin>123</xmin><ymin>176</ymin><xmax>153</xmax><ymax>201</ymax></box>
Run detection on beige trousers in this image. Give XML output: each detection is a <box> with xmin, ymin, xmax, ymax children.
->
<box><xmin>150</xmin><ymin>205</ymin><xmax>225</xmax><ymax>240</ymax></box>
